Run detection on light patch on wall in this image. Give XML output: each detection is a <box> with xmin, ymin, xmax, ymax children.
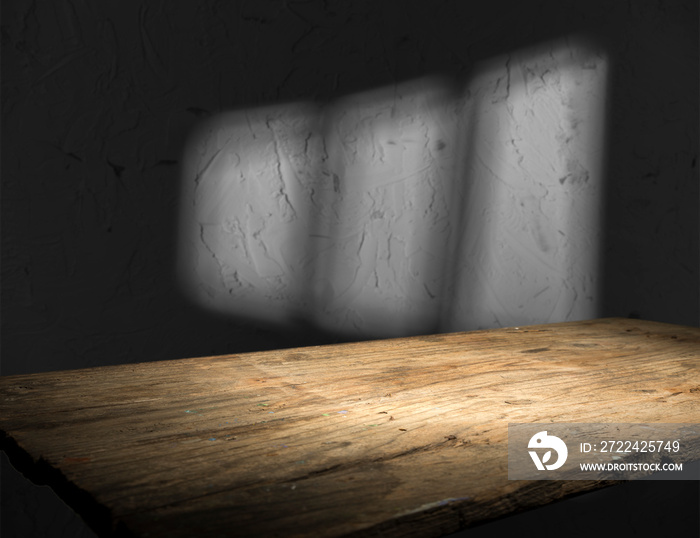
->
<box><xmin>444</xmin><ymin>43</ymin><xmax>609</xmax><ymax>331</ymax></box>
<box><xmin>178</xmin><ymin>102</ymin><xmax>319</xmax><ymax>324</ymax></box>
<box><xmin>178</xmin><ymin>38</ymin><xmax>608</xmax><ymax>337</ymax></box>
<box><xmin>306</xmin><ymin>81</ymin><xmax>458</xmax><ymax>335</ymax></box>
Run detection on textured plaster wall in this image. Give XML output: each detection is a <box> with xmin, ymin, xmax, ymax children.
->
<box><xmin>180</xmin><ymin>43</ymin><xmax>607</xmax><ymax>337</ymax></box>
<box><xmin>1</xmin><ymin>1</ymin><xmax>698</xmax><ymax>537</ymax></box>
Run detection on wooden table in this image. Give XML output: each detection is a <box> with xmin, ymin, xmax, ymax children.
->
<box><xmin>1</xmin><ymin>318</ymin><xmax>699</xmax><ymax>537</ymax></box>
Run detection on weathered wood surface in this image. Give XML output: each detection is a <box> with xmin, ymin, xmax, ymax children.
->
<box><xmin>1</xmin><ymin>318</ymin><xmax>699</xmax><ymax>537</ymax></box>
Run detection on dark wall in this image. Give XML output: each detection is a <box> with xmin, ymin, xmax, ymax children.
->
<box><xmin>2</xmin><ymin>1</ymin><xmax>697</xmax><ymax>537</ymax></box>
<box><xmin>599</xmin><ymin>1</ymin><xmax>698</xmax><ymax>325</ymax></box>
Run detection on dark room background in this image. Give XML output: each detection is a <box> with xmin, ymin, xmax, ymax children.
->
<box><xmin>2</xmin><ymin>1</ymin><xmax>698</xmax><ymax>537</ymax></box>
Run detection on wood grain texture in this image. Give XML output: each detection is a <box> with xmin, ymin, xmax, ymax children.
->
<box><xmin>1</xmin><ymin>318</ymin><xmax>699</xmax><ymax>537</ymax></box>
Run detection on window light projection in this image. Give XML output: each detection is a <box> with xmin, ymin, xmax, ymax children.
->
<box><xmin>177</xmin><ymin>38</ymin><xmax>608</xmax><ymax>338</ymax></box>
<box><xmin>442</xmin><ymin>43</ymin><xmax>609</xmax><ymax>331</ymax></box>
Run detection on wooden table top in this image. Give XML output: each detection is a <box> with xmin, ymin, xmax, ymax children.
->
<box><xmin>1</xmin><ymin>317</ymin><xmax>699</xmax><ymax>537</ymax></box>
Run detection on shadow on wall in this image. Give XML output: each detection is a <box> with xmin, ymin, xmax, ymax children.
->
<box><xmin>177</xmin><ymin>37</ymin><xmax>608</xmax><ymax>339</ymax></box>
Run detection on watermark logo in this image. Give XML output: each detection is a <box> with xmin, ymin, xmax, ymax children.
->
<box><xmin>510</xmin><ymin>423</ymin><xmax>698</xmax><ymax>480</ymax></box>
<box><xmin>528</xmin><ymin>431</ymin><xmax>568</xmax><ymax>470</ymax></box>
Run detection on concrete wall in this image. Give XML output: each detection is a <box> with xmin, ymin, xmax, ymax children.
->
<box><xmin>179</xmin><ymin>41</ymin><xmax>608</xmax><ymax>337</ymax></box>
<box><xmin>2</xmin><ymin>1</ymin><xmax>697</xmax><ymax>537</ymax></box>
